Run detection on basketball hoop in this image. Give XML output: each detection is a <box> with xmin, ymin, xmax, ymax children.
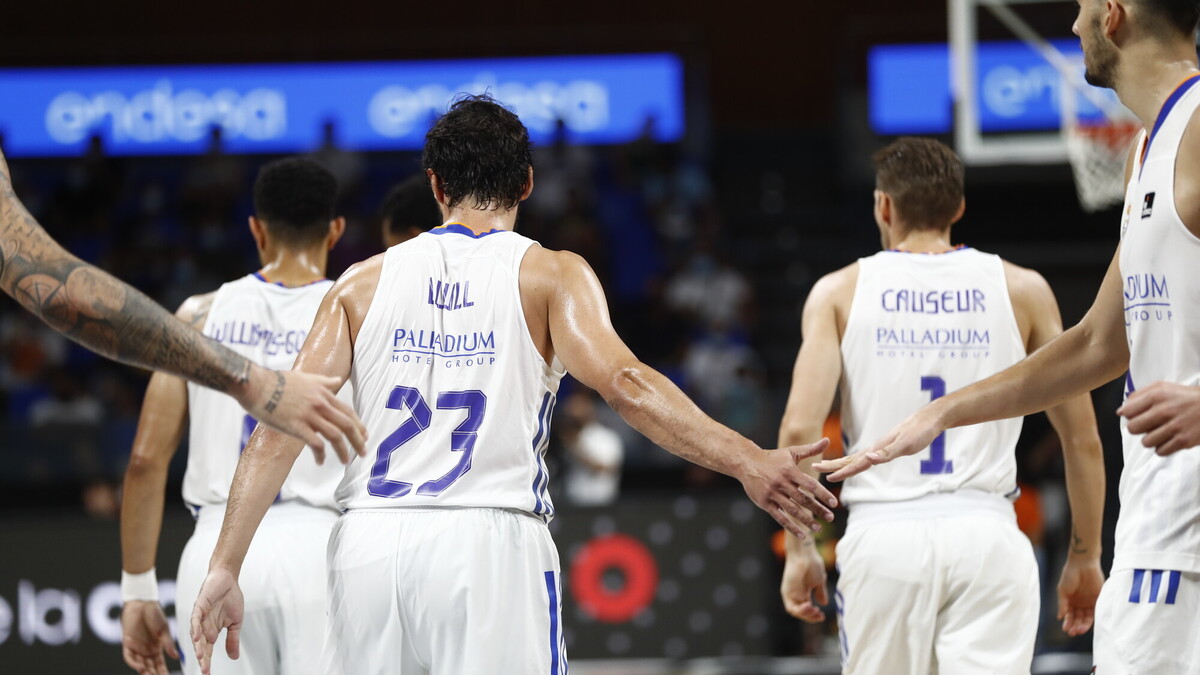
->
<box><xmin>1064</xmin><ymin>118</ymin><xmax>1142</xmax><ymax>213</ymax></box>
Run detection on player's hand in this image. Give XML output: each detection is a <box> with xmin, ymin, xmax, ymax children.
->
<box><xmin>738</xmin><ymin>438</ymin><xmax>836</xmax><ymax>538</ymax></box>
<box><xmin>813</xmin><ymin>406</ymin><xmax>944</xmax><ymax>481</ymax></box>
<box><xmin>121</xmin><ymin>601</ymin><xmax>179</xmax><ymax>675</ymax></box>
<box><xmin>1117</xmin><ymin>381</ymin><xmax>1200</xmax><ymax>455</ymax></box>
<box><xmin>781</xmin><ymin>542</ymin><xmax>829</xmax><ymax>623</ymax></box>
<box><xmin>238</xmin><ymin>365</ymin><xmax>366</xmax><ymax>464</ymax></box>
<box><xmin>190</xmin><ymin>568</ymin><xmax>244</xmax><ymax>675</ymax></box>
<box><xmin>1056</xmin><ymin>552</ymin><xmax>1104</xmax><ymax>637</ymax></box>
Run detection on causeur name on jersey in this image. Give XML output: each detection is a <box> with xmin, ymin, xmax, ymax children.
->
<box><xmin>881</xmin><ymin>288</ymin><xmax>986</xmax><ymax>314</ymax></box>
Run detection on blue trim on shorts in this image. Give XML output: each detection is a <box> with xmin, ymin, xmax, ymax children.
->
<box><xmin>546</xmin><ymin>570</ymin><xmax>562</xmax><ymax>675</ymax></box>
<box><xmin>1129</xmin><ymin>569</ymin><xmax>1183</xmax><ymax>605</ymax></box>
<box><xmin>1129</xmin><ymin>569</ymin><xmax>1146</xmax><ymax>603</ymax></box>
<box><xmin>1166</xmin><ymin>570</ymin><xmax>1182</xmax><ymax>605</ymax></box>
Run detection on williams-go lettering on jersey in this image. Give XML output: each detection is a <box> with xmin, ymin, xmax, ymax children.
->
<box><xmin>184</xmin><ymin>274</ymin><xmax>348</xmax><ymax>514</ymax></box>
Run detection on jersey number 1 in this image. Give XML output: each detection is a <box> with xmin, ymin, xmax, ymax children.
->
<box><xmin>368</xmin><ymin>386</ymin><xmax>487</xmax><ymax>499</ymax></box>
<box><xmin>918</xmin><ymin>376</ymin><xmax>953</xmax><ymax>475</ymax></box>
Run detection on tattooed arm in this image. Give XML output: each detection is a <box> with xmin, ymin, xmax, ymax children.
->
<box><xmin>0</xmin><ymin>148</ymin><xmax>366</xmax><ymax>459</ymax></box>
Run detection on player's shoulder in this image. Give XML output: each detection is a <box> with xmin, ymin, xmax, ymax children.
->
<box><xmin>806</xmin><ymin>262</ymin><xmax>859</xmax><ymax>312</ymax></box>
<box><xmin>521</xmin><ymin>245</ymin><xmax>594</xmax><ymax>285</ymax></box>
<box><xmin>332</xmin><ymin>252</ymin><xmax>387</xmax><ymax>300</ymax></box>
<box><xmin>524</xmin><ymin>244</ymin><xmax>586</xmax><ymax>271</ymax></box>
<box><xmin>998</xmin><ymin>258</ymin><xmax>1056</xmax><ymax>310</ymax></box>
<box><xmin>175</xmin><ymin>291</ymin><xmax>218</xmax><ymax>329</ymax></box>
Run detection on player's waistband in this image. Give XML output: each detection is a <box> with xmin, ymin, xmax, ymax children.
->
<box><xmin>342</xmin><ymin>505</ymin><xmax>545</xmax><ymax>521</ymax></box>
<box><xmin>192</xmin><ymin>500</ymin><xmax>340</xmax><ymax>528</ymax></box>
<box><xmin>847</xmin><ymin>489</ymin><xmax>1015</xmax><ymax>528</ymax></box>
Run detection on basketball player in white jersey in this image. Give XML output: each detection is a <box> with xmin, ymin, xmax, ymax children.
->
<box><xmin>815</xmin><ymin>2</ymin><xmax>1200</xmax><ymax>671</ymax></box>
<box><xmin>119</xmin><ymin>158</ymin><xmax>349</xmax><ymax>675</ymax></box>
<box><xmin>777</xmin><ymin>138</ymin><xmax>1105</xmax><ymax>674</ymax></box>
<box><xmin>187</xmin><ymin>94</ymin><xmax>837</xmax><ymax>675</ymax></box>
<box><xmin>0</xmin><ymin>147</ymin><xmax>365</xmax><ymax>467</ymax></box>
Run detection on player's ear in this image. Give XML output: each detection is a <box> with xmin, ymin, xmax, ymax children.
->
<box><xmin>248</xmin><ymin>216</ymin><xmax>267</xmax><ymax>253</ymax></box>
<box><xmin>520</xmin><ymin>166</ymin><xmax>534</xmax><ymax>202</ymax></box>
<box><xmin>327</xmin><ymin>216</ymin><xmax>347</xmax><ymax>250</ymax></box>
<box><xmin>874</xmin><ymin>190</ymin><xmax>891</xmax><ymax>227</ymax></box>
<box><xmin>950</xmin><ymin>198</ymin><xmax>966</xmax><ymax>226</ymax></box>
<box><xmin>1103</xmin><ymin>0</ymin><xmax>1124</xmax><ymax>40</ymax></box>
<box><xmin>427</xmin><ymin>169</ymin><xmax>449</xmax><ymax>207</ymax></box>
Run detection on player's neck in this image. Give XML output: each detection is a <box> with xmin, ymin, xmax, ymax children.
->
<box><xmin>888</xmin><ymin>228</ymin><xmax>954</xmax><ymax>254</ymax></box>
<box><xmin>441</xmin><ymin>206</ymin><xmax>518</xmax><ymax>236</ymax></box>
<box><xmin>257</xmin><ymin>247</ymin><xmax>328</xmax><ymax>287</ymax></box>
<box><xmin>1116</xmin><ymin>47</ymin><xmax>1200</xmax><ymax>131</ymax></box>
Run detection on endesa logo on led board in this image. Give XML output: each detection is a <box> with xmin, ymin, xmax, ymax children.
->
<box><xmin>0</xmin><ymin>54</ymin><xmax>685</xmax><ymax>156</ymax></box>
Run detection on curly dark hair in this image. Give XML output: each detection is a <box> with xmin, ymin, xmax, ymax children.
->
<box><xmin>872</xmin><ymin>137</ymin><xmax>964</xmax><ymax>231</ymax></box>
<box><xmin>422</xmin><ymin>94</ymin><xmax>532</xmax><ymax>211</ymax></box>
<box><xmin>253</xmin><ymin>157</ymin><xmax>338</xmax><ymax>246</ymax></box>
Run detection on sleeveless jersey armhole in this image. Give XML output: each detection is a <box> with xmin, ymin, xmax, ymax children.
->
<box><xmin>512</xmin><ymin>241</ymin><xmax>566</xmax><ymax>379</ymax></box>
<box><xmin>991</xmin><ymin>254</ymin><xmax>1028</xmax><ymax>359</ymax></box>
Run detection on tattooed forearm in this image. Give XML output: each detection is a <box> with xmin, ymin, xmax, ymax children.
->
<box><xmin>263</xmin><ymin>371</ymin><xmax>285</xmax><ymax>413</ymax></box>
<box><xmin>0</xmin><ymin>177</ymin><xmax>251</xmax><ymax>393</ymax></box>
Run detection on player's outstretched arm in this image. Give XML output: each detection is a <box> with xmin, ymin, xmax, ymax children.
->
<box><xmin>118</xmin><ymin>299</ymin><xmax>203</xmax><ymax>675</ymax></box>
<box><xmin>777</xmin><ymin>269</ymin><xmax>850</xmax><ymax>621</ymax></box>
<box><xmin>815</xmin><ymin>248</ymin><xmax>1130</xmax><ymax>481</ymax></box>
<box><xmin>1011</xmin><ymin>266</ymin><xmax>1105</xmax><ymax>637</ymax></box>
<box><xmin>192</xmin><ymin>261</ymin><xmax>371</xmax><ymax>675</ymax></box>
<box><xmin>0</xmin><ymin>148</ymin><xmax>364</xmax><ymax>458</ymax></box>
<box><xmin>529</xmin><ymin>248</ymin><xmax>836</xmax><ymax>538</ymax></box>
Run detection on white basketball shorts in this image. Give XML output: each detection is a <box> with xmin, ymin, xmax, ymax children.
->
<box><xmin>835</xmin><ymin>491</ymin><xmax>1039</xmax><ymax>675</ymax></box>
<box><xmin>175</xmin><ymin>501</ymin><xmax>338</xmax><ymax>675</ymax></box>
<box><xmin>321</xmin><ymin>507</ymin><xmax>566</xmax><ymax>675</ymax></box>
<box><xmin>1093</xmin><ymin>567</ymin><xmax>1200</xmax><ymax>673</ymax></box>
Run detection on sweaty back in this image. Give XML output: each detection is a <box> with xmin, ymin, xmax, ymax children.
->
<box><xmin>839</xmin><ymin>248</ymin><xmax>1026</xmax><ymax>505</ymax></box>
<box><xmin>340</xmin><ymin>224</ymin><xmax>566</xmax><ymax>518</ymax></box>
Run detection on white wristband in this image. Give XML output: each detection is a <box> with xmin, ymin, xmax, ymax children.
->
<box><xmin>121</xmin><ymin>568</ymin><xmax>159</xmax><ymax>603</ymax></box>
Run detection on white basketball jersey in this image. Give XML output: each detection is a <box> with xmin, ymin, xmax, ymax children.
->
<box><xmin>1115</xmin><ymin>74</ymin><xmax>1200</xmax><ymax>575</ymax></box>
<box><xmin>183</xmin><ymin>273</ymin><xmax>345</xmax><ymax>513</ymax></box>
<box><xmin>839</xmin><ymin>248</ymin><xmax>1026</xmax><ymax>506</ymax></box>
<box><xmin>337</xmin><ymin>224</ymin><xmax>566</xmax><ymax>519</ymax></box>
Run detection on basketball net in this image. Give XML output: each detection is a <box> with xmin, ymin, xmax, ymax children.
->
<box><xmin>1064</xmin><ymin>116</ymin><xmax>1141</xmax><ymax>212</ymax></box>
<box><xmin>977</xmin><ymin>1</ymin><xmax>1140</xmax><ymax>213</ymax></box>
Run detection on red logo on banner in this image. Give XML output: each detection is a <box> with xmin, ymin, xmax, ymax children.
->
<box><xmin>570</xmin><ymin>533</ymin><xmax>659</xmax><ymax>623</ymax></box>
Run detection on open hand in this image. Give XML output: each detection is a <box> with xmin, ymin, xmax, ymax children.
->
<box><xmin>781</xmin><ymin>543</ymin><xmax>829</xmax><ymax>622</ymax></box>
<box><xmin>813</xmin><ymin>407</ymin><xmax>943</xmax><ymax>481</ymax></box>
<box><xmin>739</xmin><ymin>438</ymin><xmax>837</xmax><ymax>538</ymax></box>
<box><xmin>1056</xmin><ymin>554</ymin><xmax>1104</xmax><ymax>637</ymax></box>
<box><xmin>1118</xmin><ymin>381</ymin><xmax>1200</xmax><ymax>455</ymax></box>
<box><xmin>239</xmin><ymin>366</ymin><xmax>366</xmax><ymax>464</ymax></box>
<box><xmin>190</xmin><ymin>568</ymin><xmax>244</xmax><ymax>675</ymax></box>
<box><xmin>121</xmin><ymin>601</ymin><xmax>179</xmax><ymax>675</ymax></box>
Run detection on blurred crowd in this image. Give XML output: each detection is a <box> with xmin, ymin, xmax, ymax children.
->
<box><xmin>0</xmin><ymin>121</ymin><xmax>770</xmax><ymax>515</ymax></box>
<box><xmin>0</xmin><ymin>122</ymin><xmax>1107</xmax><ymax>656</ymax></box>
